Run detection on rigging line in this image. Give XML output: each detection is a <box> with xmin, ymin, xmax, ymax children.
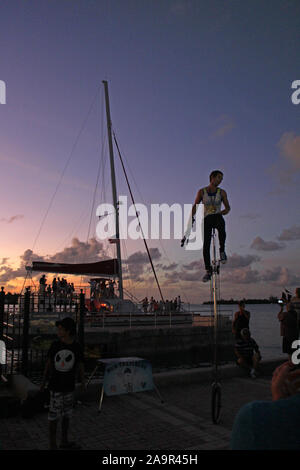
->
<box><xmin>120</xmin><ymin>238</ymin><xmax>130</xmax><ymax>292</ymax></box>
<box><xmin>116</xmin><ymin>168</ymin><xmax>141</xmax><ymax>301</ymax></box>
<box><xmin>86</xmin><ymin>88</ymin><xmax>105</xmax><ymax>245</ymax></box>
<box><xmin>120</xmin><ymin>238</ymin><xmax>134</xmax><ymax>299</ymax></box>
<box><xmin>121</xmin><ymin>238</ymin><xmax>139</xmax><ymax>302</ymax></box>
<box><xmin>29</xmin><ymin>270</ymin><xmax>37</xmax><ymax>291</ymax></box>
<box><xmin>112</xmin><ymin>130</ymin><xmax>192</xmax><ymax>308</ymax></box>
<box><xmin>153</xmin><ymin>238</ymin><xmax>191</xmax><ymax>307</ymax></box>
<box><xmin>113</xmin><ymin>132</ymin><xmax>165</xmax><ymax>303</ymax></box>
<box><xmin>54</xmin><ymin>209</ymin><xmax>90</xmax><ymax>255</ymax></box>
<box><xmin>112</xmin><ymin>130</ymin><xmax>144</xmax><ymax>203</ymax></box>
<box><xmin>79</xmin><ymin>92</ymin><xmax>106</xmax><ymax>290</ymax></box>
<box><xmin>19</xmin><ymin>270</ymin><xmax>29</xmax><ymax>296</ymax></box>
<box><xmin>29</xmin><ymin>85</ymin><xmax>102</xmax><ymax>260</ymax></box>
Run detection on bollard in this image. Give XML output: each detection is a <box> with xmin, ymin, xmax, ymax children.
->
<box><xmin>21</xmin><ymin>288</ymin><xmax>30</xmax><ymax>377</ymax></box>
<box><xmin>78</xmin><ymin>290</ymin><xmax>85</xmax><ymax>350</ymax></box>
<box><xmin>0</xmin><ymin>287</ymin><xmax>5</xmax><ymax>340</ymax></box>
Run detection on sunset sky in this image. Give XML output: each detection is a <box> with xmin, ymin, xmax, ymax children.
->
<box><xmin>0</xmin><ymin>0</ymin><xmax>299</xmax><ymax>303</ymax></box>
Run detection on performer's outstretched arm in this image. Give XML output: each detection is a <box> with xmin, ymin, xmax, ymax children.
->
<box><xmin>181</xmin><ymin>189</ymin><xmax>204</xmax><ymax>247</ymax></box>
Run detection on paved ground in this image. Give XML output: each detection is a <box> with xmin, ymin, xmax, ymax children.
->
<box><xmin>0</xmin><ymin>371</ymin><xmax>273</xmax><ymax>452</ymax></box>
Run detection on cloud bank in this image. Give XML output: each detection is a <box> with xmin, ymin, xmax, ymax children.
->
<box><xmin>250</xmin><ymin>236</ymin><xmax>285</xmax><ymax>252</ymax></box>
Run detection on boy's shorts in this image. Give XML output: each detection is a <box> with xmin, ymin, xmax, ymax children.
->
<box><xmin>48</xmin><ymin>391</ymin><xmax>74</xmax><ymax>421</ymax></box>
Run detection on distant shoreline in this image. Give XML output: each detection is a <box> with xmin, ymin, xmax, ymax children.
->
<box><xmin>203</xmin><ymin>299</ymin><xmax>280</xmax><ymax>305</ymax></box>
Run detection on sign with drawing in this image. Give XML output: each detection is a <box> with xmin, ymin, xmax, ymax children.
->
<box><xmin>102</xmin><ymin>357</ymin><xmax>154</xmax><ymax>396</ymax></box>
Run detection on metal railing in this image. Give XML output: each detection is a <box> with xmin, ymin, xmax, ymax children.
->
<box><xmin>0</xmin><ymin>288</ymin><xmax>86</xmax><ymax>379</ymax></box>
<box><xmin>0</xmin><ymin>287</ymin><xmax>234</xmax><ymax>380</ymax></box>
<box><xmin>83</xmin><ymin>308</ymin><xmax>233</xmax><ymax>330</ymax></box>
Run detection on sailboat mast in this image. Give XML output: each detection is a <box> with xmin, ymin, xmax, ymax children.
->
<box><xmin>102</xmin><ymin>80</ymin><xmax>123</xmax><ymax>300</ymax></box>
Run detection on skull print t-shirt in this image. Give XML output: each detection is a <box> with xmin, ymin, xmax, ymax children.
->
<box><xmin>47</xmin><ymin>340</ymin><xmax>84</xmax><ymax>392</ymax></box>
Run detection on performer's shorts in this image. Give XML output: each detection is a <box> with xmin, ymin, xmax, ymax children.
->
<box><xmin>48</xmin><ymin>391</ymin><xmax>74</xmax><ymax>421</ymax></box>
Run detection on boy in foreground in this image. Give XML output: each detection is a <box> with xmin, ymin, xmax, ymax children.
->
<box><xmin>40</xmin><ymin>317</ymin><xmax>86</xmax><ymax>450</ymax></box>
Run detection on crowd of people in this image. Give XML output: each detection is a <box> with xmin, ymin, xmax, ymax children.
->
<box><xmin>89</xmin><ymin>279</ymin><xmax>116</xmax><ymax>300</ymax></box>
<box><xmin>231</xmin><ymin>290</ymin><xmax>300</xmax><ymax>379</ymax></box>
<box><xmin>230</xmin><ymin>288</ymin><xmax>300</xmax><ymax>449</ymax></box>
<box><xmin>141</xmin><ymin>295</ymin><xmax>182</xmax><ymax>314</ymax></box>
<box><xmin>39</xmin><ymin>274</ymin><xmax>75</xmax><ymax>299</ymax></box>
<box><xmin>38</xmin><ymin>275</ymin><xmax>117</xmax><ymax>301</ymax></box>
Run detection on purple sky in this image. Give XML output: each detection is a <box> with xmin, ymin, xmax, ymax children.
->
<box><xmin>0</xmin><ymin>0</ymin><xmax>300</xmax><ymax>302</ymax></box>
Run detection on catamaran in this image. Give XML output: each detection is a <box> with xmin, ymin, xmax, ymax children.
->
<box><xmin>25</xmin><ymin>81</ymin><xmax>161</xmax><ymax>315</ymax></box>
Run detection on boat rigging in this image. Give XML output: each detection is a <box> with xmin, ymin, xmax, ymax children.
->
<box><xmin>25</xmin><ymin>80</ymin><xmax>165</xmax><ymax>312</ymax></box>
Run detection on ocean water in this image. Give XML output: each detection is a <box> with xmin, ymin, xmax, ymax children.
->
<box><xmin>189</xmin><ymin>303</ymin><xmax>285</xmax><ymax>360</ymax></box>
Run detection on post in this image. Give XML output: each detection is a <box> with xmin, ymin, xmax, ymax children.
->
<box><xmin>211</xmin><ymin>229</ymin><xmax>219</xmax><ymax>377</ymax></box>
<box><xmin>21</xmin><ymin>288</ymin><xmax>30</xmax><ymax>377</ymax></box>
<box><xmin>0</xmin><ymin>287</ymin><xmax>5</xmax><ymax>377</ymax></box>
<box><xmin>78</xmin><ymin>290</ymin><xmax>85</xmax><ymax>350</ymax></box>
<box><xmin>0</xmin><ymin>287</ymin><xmax>4</xmax><ymax>340</ymax></box>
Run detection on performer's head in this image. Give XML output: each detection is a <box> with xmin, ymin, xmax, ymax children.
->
<box><xmin>209</xmin><ymin>170</ymin><xmax>223</xmax><ymax>184</ymax></box>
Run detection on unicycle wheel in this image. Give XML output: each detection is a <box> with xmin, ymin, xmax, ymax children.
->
<box><xmin>211</xmin><ymin>381</ymin><xmax>222</xmax><ymax>424</ymax></box>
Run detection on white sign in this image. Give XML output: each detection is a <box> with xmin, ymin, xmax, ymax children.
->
<box><xmin>102</xmin><ymin>357</ymin><xmax>155</xmax><ymax>396</ymax></box>
<box><xmin>0</xmin><ymin>340</ymin><xmax>6</xmax><ymax>365</ymax></box>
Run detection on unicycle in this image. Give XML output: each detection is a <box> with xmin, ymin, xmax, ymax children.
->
<box><xmin>210</xmin><ymin>228</ymin><xmax>222</xmax><ymax>424</ymax></box>
<box><xmin>211</xmin><ymin>381</ymin><xmax>222</xmax><ymax>424</ymax></box>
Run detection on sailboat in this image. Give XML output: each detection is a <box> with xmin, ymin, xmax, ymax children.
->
<box><xmin>26</xmin><ymin>81</ymin><xmax>143</xmax><ymax>314</ymax></box>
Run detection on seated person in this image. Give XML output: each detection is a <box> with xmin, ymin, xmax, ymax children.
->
<box><xmin>230</xmin><ymin>361</ymin><xmax>300</xmax><ymax>449</ymax></box>
<box><xmin>234</xmin><ymin>328</ymin><xmax>261</xmax><ymax>378</ymax></box>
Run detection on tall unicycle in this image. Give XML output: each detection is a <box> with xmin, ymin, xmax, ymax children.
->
<box><xmin>180</xmin><ymin>217</ymin><xmax>222</xmax><ymax>424</ymax></box>
<box><xmin>210</xmin><ymin>228</ymin><xmax>222</xmax><ymax>424</ymax></box>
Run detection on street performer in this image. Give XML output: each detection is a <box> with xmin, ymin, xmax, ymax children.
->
<box><xmin>181</xmin><ymin>170</ymin><xmax>231</xmax><ymax>282</ymax></box>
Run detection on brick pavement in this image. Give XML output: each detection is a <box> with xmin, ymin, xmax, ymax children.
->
<box><xmin>0</xmin><ymin>373</ymin><xmax>272</xmax><ymax>451</ymax></box>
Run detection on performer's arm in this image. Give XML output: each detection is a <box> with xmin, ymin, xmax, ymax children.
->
<box><xmin>192</xmin><ymin>189</ymin><xmax>203</xmax><ymax>219</ymax></box>
<box><xmin>221</xmin><ymin>190</ymin><xmax>231</xmax><ymax>215</ymax></box>
<box><xmin>181</xmin><ymin>189</ymin><xmax>203</xmax><ymax>247</ymax></box>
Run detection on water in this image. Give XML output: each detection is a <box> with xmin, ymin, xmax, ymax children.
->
<box><xmin>189</xmin><ymin>303</ymin><xmax>284</xmax><ymax>360</ymax></box>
